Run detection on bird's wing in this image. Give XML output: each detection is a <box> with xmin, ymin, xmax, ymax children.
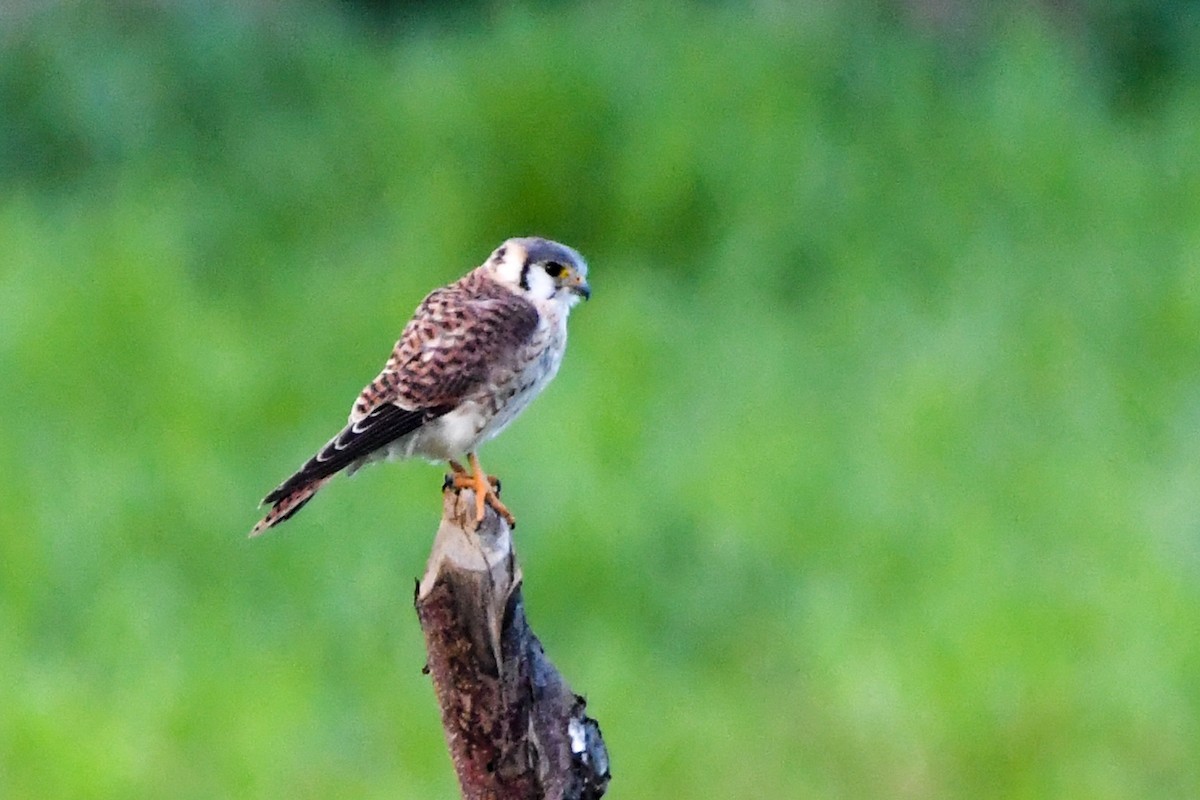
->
<box><xmin>350</xmin><ymin>281</ymin><xmax>541</xmax><ymax>422</ymax></box>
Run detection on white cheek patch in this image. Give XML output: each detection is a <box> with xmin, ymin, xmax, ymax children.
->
<box><xmin>523</xmin><ymin>266</ymin><xmax>556</xmax><ymax>300</ymax></box>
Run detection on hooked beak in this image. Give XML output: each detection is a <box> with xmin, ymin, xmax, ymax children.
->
<box><xmin>568</xmin><ymin>271</ymin><xmax>591</xmax><ymax>301</ymax></box>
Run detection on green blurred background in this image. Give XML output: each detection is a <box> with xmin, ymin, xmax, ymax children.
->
<box><xmin>3</xmin><ymin>0</ymin><xmax>1200</xmax><ymax>796</ymax></box>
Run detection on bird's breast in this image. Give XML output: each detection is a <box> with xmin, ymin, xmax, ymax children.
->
<box><xmin>475</xmin><ymin>321</ymin><xmax>566</xmax><ymax>443</ymax></box>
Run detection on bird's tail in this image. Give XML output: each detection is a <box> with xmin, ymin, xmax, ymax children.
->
<box><xmin>249</xmin><ymin>475</ymin><xmax>334</xmax><ymax>537</ymax></box>
<box><xmin>249</xmin><ymin>404</ymin><xmax>435</xmax><ymax>537</ymax></box>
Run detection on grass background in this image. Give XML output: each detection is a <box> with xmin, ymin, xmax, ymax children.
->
<box><xmin>3</xmin><ymin>1</ymin><xmax>1200</xmax><ymax>796</ymax></box>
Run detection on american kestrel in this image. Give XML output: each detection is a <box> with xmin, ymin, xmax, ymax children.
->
<box><xmin>250</xmin><ymin>237</ymin><xmax>590</xmax><ymax>536</ymax></box>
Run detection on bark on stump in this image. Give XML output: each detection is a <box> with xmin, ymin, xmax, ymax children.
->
<box><xmin>415</xmin><ymin>487</ymin><xmax>610</xmax><ymax>800</ymax></box>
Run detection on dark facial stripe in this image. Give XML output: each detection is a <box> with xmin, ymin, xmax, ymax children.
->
<box><xmin>519</xmin><ymin>261</ymin><xmax>531</xmax><ymax>291</ymax></box>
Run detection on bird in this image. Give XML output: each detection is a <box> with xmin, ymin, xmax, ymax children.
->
<box><xmin>250</xmin><ymin>236</ymin><xmax>591</xmax><ymax>537</ymax></box>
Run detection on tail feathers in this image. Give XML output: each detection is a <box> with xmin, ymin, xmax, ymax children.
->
<box><xmin>250</xmin><ymin>403</ymin><xmax>442</xmax><ymax>538</ymax></box>
<box><xmin>249</xmin><ymin>476</ymin><xmax>333</xmax><ymax>537</ymax></box>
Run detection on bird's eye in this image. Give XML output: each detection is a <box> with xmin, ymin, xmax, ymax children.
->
<box><xmin>544</xmin><ymin>262</ymin><xmax>565</xmax><ymax>278</ymax></box>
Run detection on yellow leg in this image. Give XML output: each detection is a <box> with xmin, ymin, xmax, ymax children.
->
<box><xmin>449</xmin><ymin>453</ymin><xmax>515</xmax><ymax>526</ymax></box>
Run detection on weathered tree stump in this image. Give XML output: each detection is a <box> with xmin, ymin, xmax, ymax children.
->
<box><xmin>415</xmin><ymin>486</ymin><xmax>610</xmax><ymax>800</ymax></box>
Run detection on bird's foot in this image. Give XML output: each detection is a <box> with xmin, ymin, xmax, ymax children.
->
<box><xmin>447</xmin><ymin>459</ymin><xmax>500</xmax><ymax>490</ymax></box>
<box><xmin>449</xmin><ymin>470</ymin><xmax>514</xmax><ymax>527</ymax></box>
<box><xmin>446</xmin><ymin>454</ymin><xmax>514</xmax><ymax>527</ymax></box>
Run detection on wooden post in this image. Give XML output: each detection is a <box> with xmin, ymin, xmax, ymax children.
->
<box><xmin>415</xmin><ymin>486</ymin><xmax>610</xmax><ymax>800</ymax></box>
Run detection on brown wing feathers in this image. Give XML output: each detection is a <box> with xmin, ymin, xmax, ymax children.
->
<box><xmin>353</xmin><ymin>284</ymin><xmax>539</xmax><ymax>419</ymax></box>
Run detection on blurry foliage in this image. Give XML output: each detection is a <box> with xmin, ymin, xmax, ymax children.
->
<box><xmin>893</xmin><ymin>0</ymin><xmax>1200</xmax><ymax>111</ymax></box>
<box><xmin>2</xmin><ymin>1</ymin><xmax>1200</xmax><ymax>797</ymax></box>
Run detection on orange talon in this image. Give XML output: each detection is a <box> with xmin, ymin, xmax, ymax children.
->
<box><xmin>448</xmin><ymin>452</ymin><xmax>515</xmax><ymax>527</ymax></box>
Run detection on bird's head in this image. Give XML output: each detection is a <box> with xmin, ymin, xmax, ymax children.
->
<box><xmin>486</xmin><ymin>237</ymin><xmax>591</xmax><ymax>309</ymax></box>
